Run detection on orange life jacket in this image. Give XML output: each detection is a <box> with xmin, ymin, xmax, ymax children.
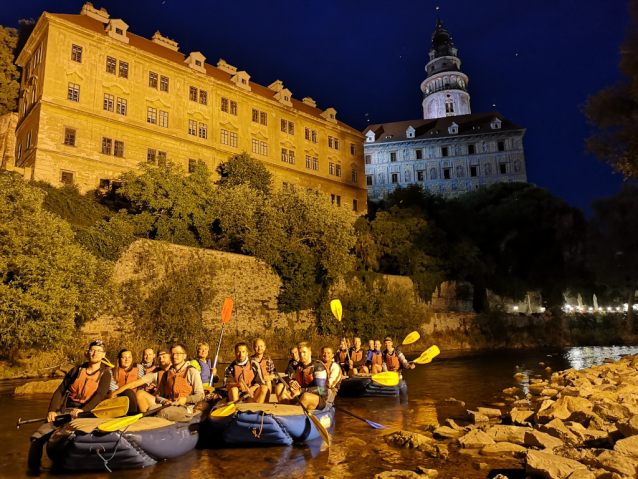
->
<box><xmin>385</xmin><ymin>351</ymin><xmax>400</xmax><ymax>371</ymax></box>
<box><xmin>254</xmin><ymin>357</ymin><xmax>270</xmax><ymax>380</ymax></box>
<box><xmin>233</xmin><ymin>362</ymin><xmax>255</xmax><ymax>387</ymax></box>
<box><xmin>141</xmin><ymin>363</ymin><xmax>157</xmax><ymax>392</ymax></box>
<box><xmin>350</xmin><ymin>349</ymin><xmax>364</xmax><ymax>363</ymax></box>
<box><xmin>370</xmin><ymin>351</ymin><xmax>383</xmax><ymax>366</ymax></box>
<box><xmin>295</xmin><ymin>363</ymin><xmax>315</xmax><ymax>388</ymax></box>
<box><xmin>163</xmin><ymin>365</ymin><xmax>194</xmax><ymax>400</ymax></box>
<box><xmin>117</xmin><ymin>366</ymin><xmax>138</xmax><ymax>390</ymax></box>
<box><xmin>68</xmin><ymin>367</ymin><xmax>104</xmax><ymax>404</ymax></box>
<box><xmin>338</xmin><ymin>350</ymin><xmax>349</xmax><ymax>363</ymax></box>
<box><xmin>324</xmin><ymin>361</ymin><xmax>342</xmax><ymax>390</ymax></box>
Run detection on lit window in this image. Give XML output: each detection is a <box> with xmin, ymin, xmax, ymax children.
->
<box><xmin>149</xmin><ymin>72</ymin><xmax>158</xmax><ymax>89</ymax></box>
<box><xmin>71</xmin><ymin>45</ymin><xmax>82</xmax><ymax>63</ymax></box>
<box><xmin>106</xmin><ymin>56</ymin><xmax>116</xmax><ymax>74</ymax></box>
<box><xmin>159</xmin><ymin>110</ymin><xmax>169</xmax><ymax>128</ymax></box>
<box><xmin>64</xmin><ymin>128</ymin><xmax>76</xmax><ymax>146</ymax></box>
<box><xmin>190</xmin><ymin>86</ymin><xmax>198</xmax><ymax>102</ymax></box>
<box><xmin>116</xmin><ymin>97</ymin><xmax>127</xmax><ymax>116</ymax></box>
<box><xmin>335</xmin><ymin>139</ymin><xmax>340</xmax><ymax>151</ymax></box>
<box><xmin>260</xmin><ymin>141</ymin><xmax>268</xmax><ymax>156</ymax></box>
<box><xmin>160</xmin><ymin>76</ymin><xmax>169</xmax><ymax>92</ymax></box>
<box><xmin>252</xmin><ymin>139</ymin><xmax>259</xmax><ymax>154</ymax></box>
<box><xmin>67</xmin><ymin>83</ymin><xmax>80</xmax><ymax>102</ymax></box>
<box><xmin>199</xmin><ymin>122</ymin><xmax>207</xmax><ymax>139</ymax></box>
<box><xmin>103</xmin><ymin>93</ymin><xmax>114</xmax><ymax>112</ymax></box>
<box><xmin>260</xmin><ymin>111</ymin><xmax>267</xmax><ymax>126</ymax></box>
<box><xmin>289</xmin><ymin>150</ymin><xmax>295</xmax><ymax>164</ymax></box>
<box><xmin>335</xmin><ymin>165</ymin><xmax>341</xmax><ymax>177</ymax></box>
<box><xmin>102</xmin><ymin>137</ymin><xmax>112</xmax><ymax>155</ymax></box>
<box><xmin>220</xmin><ymin>129</ymin><xmax>229</xmax><ymax>145</ymax></box>
<box><xmin>199</xmin><ymin>90</ymin><xmax>207</xmax><ymax>105</ymax></box>
<box><xmin>312</xmin><ymin>130</ymin><xmax>317</xmax><ymax>143</ymax></box>
<box><xmin>221</xmin><ymin>97</ymin><xmax>229</xmax><ymax>112</ymax></box>
<box><xmin>189</xmin><ymin>120</ymin><xmax>197</xmax><ymax>136</ymax></box>
<box><xmin>147</xmin><ymin>107</ymin><xmax>157</xmax><ymax>124</ymax></box>
<box><xmin>230</xmin><ymin>132</ymin><xmax>238</xmax><ymax>148</ymax></box>
<box><xmin>230</xmin><ymin>100</ymin><xmax>237</xmax><ymax>115</ymax></box>
<box><xmin>306</xmin><ymin>155</ymin><xmax>312</xmax><ymax>169</ymax></box>
<box><xmin>281</xmin><ymin>148</ymin><xmax>288</xmax><ymax>163</ymax></box>
<box><xmin>252</xmin><ymin>109</ymin><xmax>259</xmax><ymax>123</ymax></box>
<box><xmin>119</xmin><ymin>61</ymin><xmax>129</xmax><ymax>78</ymax></box>
<box><xmin>312</xmin><ymin>157</ymin><xmax>318</xmax><ymax>171</ymax></box>
<box><xmin>329</xmin><ymin>162</ymin><xmax>335</xmax><ymax>175</ymax></box>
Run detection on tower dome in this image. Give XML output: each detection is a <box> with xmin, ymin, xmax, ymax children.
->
<box><xmin>421</xmin><ymin>19</ymin><xmax>471</xmax><ymax>119</ymax></box>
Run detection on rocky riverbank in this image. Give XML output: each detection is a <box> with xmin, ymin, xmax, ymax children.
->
<box><xmin>381</xmin><ymin>354</ymin><xmax>638</xmax><ymax>478</ymax></box>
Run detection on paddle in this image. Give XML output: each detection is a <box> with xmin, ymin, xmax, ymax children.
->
<box><xmin>17</xmin><ymin>396</ymin><xmax>129</xmax><ymax>428</ymax></box>
<box><xmin>101</xmin><ymin>358</ymin><xmax>115</xmax><ymax>368</ymax></box>
<box><xmin>239</xmin><ymin>376</ymin><xmax>254</xmax><ymax>400</ymax></box>
<box><xmin>402</xmin><ymin>331</ymin><xmax>420</xmax><ymax>345</ymax></box>
<box><xmin>330</xmin><ymin>299</ymin><xmax>350</xmax><ymax>362</ymax></box>
<box><xmin>370</xmin><ymin>371</ymin><xmax>400</xmax><ymax>387</ymax></box>
<box><xmin>208</xmin><ymin>298</ymin><xmax>234</xmax><ymax>391</ymax></box>
<box><xmin>273</xmin><ymin>368</ymin><xmax>331</xmax><ymax>446</ymax></box>
<box><xmin>413</xmin><ymin>345</ymin><xmax>441</xmax><ymax>365</ymax></box>
<box><xmin>333</xmin><ymin>404</ymin><xmax>386</xmax><ymax>429</ymax></box>
<box><xmin>98</xmin><ymin>402</ymin><xmax>172</xmax><ymax>433</ymax></box>
<box><xmin>210</xmin><ymin>393</ymin><xmax>250</xmax><ymax>417</ymax></box>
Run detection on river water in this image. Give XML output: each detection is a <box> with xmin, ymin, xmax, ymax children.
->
<box><xmin>2</xmin><ymin>345</ymin><xmax>638</xmax><ymax>478</ymax></box>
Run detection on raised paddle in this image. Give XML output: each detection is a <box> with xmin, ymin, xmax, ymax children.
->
<box><xmin>402</xmin><ymin>331</ymin><xmax>420</xmax><ymax>345</ymax></box>
<box><xmin>98</xmin><ymin>402</ymin><xmax>173</xmax><ymax>433</ymax></box>
<box><xmin>101</xmin><ymin>358</ymin><xmax>115</xmax><ymax>368</ymax></box>
<box><xmin>17</xmin><ymin>396</ymin><xmax>129</xmax><ymax>428</ymax></box>
<box><xmin>370</xmin><ymin>371</ymin><xmax>400</xmax><ymax>387</ymax></box>
<box><xmin>330</xmin><ymin>299</ymin><xmax>350</xmax><ymax>362</ymax></box>
<box><xmin>273</xmin><ymin>368</ymin><xmax>331</xmax><ymax>446</ymax></box>
<box><xmin>413</xmin><ymin>345</ymin><xmax>441</xmax><ymax>365</ymax></box>
<box><xmin>333</xmin><ymin>404</ymin><xmax>386</xmax><ymax>429</ymax></box>
<box><xmin>210</xmin><ymin>393</ymin><xmax>250</xmax><ymax>417</ymax></box>
<box><xmin>207</xmin><ymin>297</ymin><xmax>234</xmax><ymax>391</ymax></box>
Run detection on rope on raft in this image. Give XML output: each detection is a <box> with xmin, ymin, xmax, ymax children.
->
<box><xmin>95</xmin><ymin>424</ymin><xmax>130</xmax><ymax>473</ymax></box>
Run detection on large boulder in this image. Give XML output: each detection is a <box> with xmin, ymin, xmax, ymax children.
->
<box><xmin>565</xmin><ymin>422</ymin><xmax>609</xmax><ymax>446</ymax></box>
<box><xmin>617</xmin><ymin>416</ymin><xmax>638</xmax><ymax>438</ymax></box>
<box><xmin>480</xmin><ymin>442</ymin><xmax>527</xmax><ymax>456</ymax></box>
<box><xmin>14</xmin><ymin>379</ymin><xmax>62</xmax><ymax>395</ymax></box>
<box><xmin>458</xmin><ymin>429</ymin><xmax>496</xmax><ymax>449</ymax></box>
<box><xmin>385</xmin><ymin>431</ymin><xmax>435</xmax><ymax>449</ymax></box>
<box><xmin>536</xmin><ymin>397</ymin><xmax>594</xmax><ymax>424</ymax></box>
<box><xmin>565</xmin><ymin>470</ymin><xmax>595</xmax><ymax>479</ymax></box>
<box><xmin>486</xmin><ymin>425</ymin><xmax>531</xmax><ymax>445</ymax></box>
<box><xmin>477</xmin><ymin>407</ymin><xmax>502</xmax><ymax>418</ymax></box>
<box><xmin>581</xmin><ymin>449</ymin><xmax>638</xmax><ymax>477</ymax></box>
<box><xmin>540</xmin><ymin>418</ymin><xmax>580</xmax><ymax>445</ymax></box>
<box><xmin>526</xmin><ymin>450</ymin><xmax>588</xmax><ymax>479</ymax></box>
<box><xmin>593</xmin><ymin>399</ymin><xmax>638</xmax><ymax>422</ymax></box>
<box><xmin>511</xmin><ymin>409</ymin><xmax>535</xmax><ymax>426</ymax></box>
<box><xmin>524</xmin><ymin>430</ymin><xmax>564</xmax><ymax>451</ymax></box>
<box><xmin>467</xmin><ymin>410</ymin><xmax>490</xmax><ymax>423</ymax></box>
<box><xmin>433</xmin><ymin>426</ymin><xmax>463</xmax><ymax>439</ymax></box>
<box><xmin>614</xmin><ymin>435</ymin><xmax>638</xmax><ymax>460</ymax></box>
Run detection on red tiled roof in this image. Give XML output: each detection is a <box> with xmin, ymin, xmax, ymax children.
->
<box><xmin>51</xmin><ymin>13</ymin><xmax>362</xmax><ymax>135</ymax></box>
<box><xmin>363</xmin><ymin>111</ymin><xmax>524</xmax><ymax>144</ymax></box>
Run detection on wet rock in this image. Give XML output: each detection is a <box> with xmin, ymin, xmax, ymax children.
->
<box><xmin>374</xmin><ymin>470</ymin><xmax>421</xmax><ymax>478</ymax></box>
<box><xmin>385</xmin><ymin>431</ymin><xmax>435</xmax><ymax>449</ymax></box>
<box><xmin>514</xmin><ymin>372</ymin><xmax>525</xmax><ymax>379</ymax></box>
<box><xmin>433</xmin><ymin>426</ymin><xmax>463</xmax><ymax>439</ymax></box>
<box><xmin>415</xmin><ymin>467</ymin><xmax>438</xmax><ymax>477</ymax></box>
<box><xmin>467</xmin><ymin>410</ymin><xmax>489</xmax><ymax>423</ymax></box>
<box><xmin>347</xmin><ymin>437</ymin><xmax>367</xmax><ymax>447</ymax></box>
<box><xmin>480</xmin><ymin>442</ymin><xmax>527</xmax><ymax>456</ymax></box>
<box><xmin>593</xmin><ymin>400</ymin><xmax>638</xmax><ymax>422</ymax></box>
<box><xmin>525</xmin><ymin>430</ymin><xmax>565</xmax><ymax>450</ymax></box>
<box><xmin>542</xmin><ymin>389</ymin><xmax>560</xmax><ymax>398</ymax></box>
<box><xmin>477</xmin><ymin>407</ymin><xmax>502</xmax><ymax>418</ymax></box>
<box><xmin>547</xmin><ymin>367</ymin><xmax>553</xmax><ymax>371</ymax></box>
<box><xmin>616</xmin><ymin>416</ymin><xmax>638</xmax><ymax>438</ymax></box>
<box><xmin>444</xmin><ymin>418</ymin><xmax>464</xmax><ymax>431</ymax></box>
<box><xmin>444</xmin><ymin>397</ymin><xmax>465</xmax><ymax>407</ymax></box>
<box><xmin>513</xmin><ymin>399</ymin><xmax>531</xmax><ymax>407</ymax></box>
<box><xmin>526</xmin><ymin>450</ymin><xmax>588</xmax><ymax>479</ymax></box>
<box><xmin>511</xmin><ymin>408</ymin><xmax>535</xmax><ymax>426</ymax></box>
<box><xmin>614</xmin><ymin>436</ymin><xmax>638</xmax><ymax>459</ymax></box>
<box><xmin>435</xmin><ymin>444</ymin><xmax>449</xmax><ymax>460</ymax></box>
<box><xmin>472</xmin><ymin>462</ymin><xmax>489</xmax><ymax>470</ymax></box>
<box><xmin>491</xmin><ymin>402</ymin><xmax>507</xmax><ymax>407</ymax></box>
<box><xmin>582</xmin><ymin>449</ymin><xmax>638</xmax><ymax>477</ymax></box>
<box><xmin>458</xmin><ymin>429</ymin><xmax>495</xmax><ymax>449</ymax></box>
<box><xmin>14</xmin><ymin>379</ymin><xmax>62</xmax><ymax>395</ymax></box>
<box><xmin>565</xmin><ymin>422</ymin><xmax>609</xmax><ymax>446</ymax></box>
<box><xmin>540</xmin><ymin>418</ymin><xmax>580</xmax><ymax>445</ymax></box>
<box><xmin>492</xmin><ymin>475</ymin><xmax>510</xmax><ymax>479</ymax></box>
<box><xmin>486</xmin><ymin>425</ymin><xmax>532</xmax><ymax>445</ymax></box>
<box><xmin>503</xmin><ymin>387</ymin><xmax>519</xmax><ymax>395</ymax></box>
<box><xmin>536</xmin><ymin>396</ymin><xmax>594</xmax><ymax>424</ymax></box>
<box><xmin>565</xmin><ymin>470</ymin><xmax>596</xmax><ymax>479</ymax></box>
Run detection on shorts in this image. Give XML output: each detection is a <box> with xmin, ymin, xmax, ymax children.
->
<box><xmin>148</xmin><ymin>404</ymin><xmax>199</xmax><ymax>422</ymax></box>
<box><xmin>316</xmin><ymin>388</ymin><xmax>336</xmax><ymax>410</ymax></box>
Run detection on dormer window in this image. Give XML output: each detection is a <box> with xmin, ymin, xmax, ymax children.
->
<box><xmin>195</xmin><ymin>60</ymin><xmax>202</xmax><ymax>66</ymax></box>
<box><xmin>490</xmin><ymin>118</ymin><xmax>502</xmax><ymax>130</ymax></box>
<box><xmin>448</xmin><ymin>122</ymin><xmax>458</xmax><ymax>134</ymax></box>
<box><xmin>185</xmin><ymin>52</ymin><xmax>206</xmax><ymax>73</ymax></box>
<box><xmin>106</xmin><ymin>19</ymin><xmax>129</xmax><ymax>44</ymax></box>
<box><xmin>406</xmin><ymin>126</ymin><xmax>415</xmax><ymax>138</ymax></box>
<box><xmin>366</xmin><ymin>130</ymin><xmax>376</xmax><ymax>142</ymax></box>
<box><xmin>242</xmin><ymin>79</ymin><xmax>247</xmax><ymax>84</ymax></box>
<box><xmin>116</xmin><ymin>28</ymin><xmax>123</xmax><ymax>35</ymax></box>
<box><xmin>385</xmin><ymin>135</ymin><xmax>393</xmax><ymax>139</ymax></box>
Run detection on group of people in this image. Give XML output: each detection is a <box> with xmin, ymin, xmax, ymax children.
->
<box><xmin>28</xmin><ymin>335</ymin><xmax>414</xmax><ymax>472</ymax></box>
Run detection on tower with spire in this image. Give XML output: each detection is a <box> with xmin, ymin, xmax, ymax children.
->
<box><xmin>421</xmin><ymin>19</ymin><xmax>471</xmax><ymax>119</ymax></box>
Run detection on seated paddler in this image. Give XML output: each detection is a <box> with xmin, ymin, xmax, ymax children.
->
<box><xmin>382</xmin><ymin>337</ymin><xmax>416</xmax><ymax>373</ymax></box>
<box><xmin>28</xmin><ymin>340</ymin><xmax>111</xmax><ymax>472</ymax></box>
<box><xmin>277</xmin><ymin>342</ymin><xmax>331</xmax><ymax>411</ymax></box>
<box><xmin>224</xmin><ymin>342</ymin><xmax>269</xmax><ymax>403</ymax></box>
<box><xmin>190</xmin><ymin>342</ymin><xmax>218</xmax><ymax>386</ymax></box>
<box><xmin>347</xmin><ymin>336</ymin><xmax>369</xmax><ymax>375</ymax></box>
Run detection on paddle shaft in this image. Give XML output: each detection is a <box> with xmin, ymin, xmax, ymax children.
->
<box><xmin>239</xmin><ymin>375</ymin><xmax>254</xmax><ymax>399</ymax></box>
<box><xmin>273</xmin><ymin>368</ymin><xmax>312</xmax><ymax>417</ymax></box>
<box><xmin>18</xmin><ymin>410</ymin><xmax>94</xmax><ymax>427</ymax></box>
<box><xmin>332</xmin><ymin>404</ymin><xmax>384</xmax><ymax>428</ymax></box>
<box><xmin>211</xmin><ymin>323</ymin><xmax>225</xmax><ymax>386</ymax></box>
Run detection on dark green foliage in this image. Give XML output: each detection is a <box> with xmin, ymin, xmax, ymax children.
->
<box><xmin>0</xmin><ymin>26</ymin><xmax>20</xmax><ymax>114</ymax></box>
<box><xmin>217</xmin><ymin>152</ymin><xmax>274</xmax><ymax>195</ymax></box>
<box><xmin>73</xmin><ymin>213</ymin><xmax>137</xmax><ymax>261</ymax></box>
<box><xmin>276</xmin><ymin>251</ymin><xmax>323</xmax><ymax>313</ymax></box>
<box><xmin>34</xmin><ymin>182</ymin><xmax>113</xmax><ymax>227</ymax></box>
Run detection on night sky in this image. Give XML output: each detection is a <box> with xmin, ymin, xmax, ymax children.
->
<box><xmin>1</xmin><ymin>0</ymin><xmax>629</xmax><ymax>214</ymax></box>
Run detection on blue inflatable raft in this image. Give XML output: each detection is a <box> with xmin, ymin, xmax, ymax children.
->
<box><xmin>208</xmin><ymin>402</ymin><xmax>335</xmax><ymax>446</ymax></box>
<box><xmin>338</xmin><ymin>375</ymin><xmax>408</xmax><ymax>397</ymax></box>
<box><xmin>46</xmin><ymin>414</ymin><xmax>200</xmax><ymax>471</ymax></box>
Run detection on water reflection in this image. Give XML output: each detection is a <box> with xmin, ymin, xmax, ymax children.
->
<box><xmin>3</xmin><ymin>346</ymin><xmax>638</xmax><ymax>478</ymax></box>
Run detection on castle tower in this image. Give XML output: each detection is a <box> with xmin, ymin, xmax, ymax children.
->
<box><xmin>421</xmin><ymin>19</ymin><xmax>471</xmax><ymax>119</ymax></box>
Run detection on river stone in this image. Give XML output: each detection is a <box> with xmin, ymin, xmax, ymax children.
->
<box><xmin>567</xmin><ymin>410</ymin><xmax>605</xmax><ymax>429</ymax></box>
<box><xmin>374</xmin><ymin>470</ymin><xmax>421</xmax><ymax>479</ymax></box>
<box><xmin>503</xmin><ymin>387</ymin><xmax>519</xmax><ymax>395</ymax></box>
<box><xmin>433</xmin><ymin>426</ymin><xmax>463</xmax><ymax>439</ymax></box>
<box><xmin>472</xmin><ymin>462</ymin><xmax>489</xmax><ymax>470</ymax></box>
<box><xmin>542</xmin><ymin>389</ymin><xmax>560</xmax><ymax>398</ymax></box>
<box><xmin>385</xmin><ymin>431</ymin><xmax>435</xmax><ymax>449</ymax></box>
<box><xmin>530</xmin><ymin>384</ymin><xmax>549</xmax><ymax>396</ymax></box>
<box><xmin>477</xmin><ymin>407</ymin><xmax>502</xmax><ymax>418</ymax></box>
<box><xmin>511</xmin><ymin>409</ymin><xmax>535</xmax><ymax>426</ymax></box>
<box><xmin>617</xmin><ymin>416</ymin><xmax>638</xmax><ymax>437</ymax></box>
<box><xmin>594</xmin><ymin>399</ymin><xmax>638</xmax><ymax>422</ymax></box>
<box><xmin>583</xmin><ymin>449</ymin><xmax>638</xmax><ymax>477</ymax></box>
<box><xmin>526</xmin><ymin>450</ymin><xmax>588</xmax><ymax>479</ymax></box>
<box><xmin>480</xmin><ymin>442</ymin><xmax>527</xmax><ymax>456</ymax></box>
<box><xmin>524</xmin><ymin>430</ymin><xmax>564</xmax><ymax>450</ymax></box>
<box><xmin>14</xmin><ymin>379</ymin><xmax>62</xmax><ymax>395</ymax></box>
<box><xmin>444</xmin><ymin>418</ymin><xmax>464</xmax><ymax>431</ymax></box>
<box><xmin>565</xmin><ymin>422</ymin><xmax>609</xmax><ymax>446</ymax></box>
<box><xmin>536</xmin><ymin>396</ymin><xmax>593</xmax><ymax>424</ymax></box>
<box><xmin>486</xmin><ymin>425</ymin><xmax>531</xmax><ymax>445</ymax></box>
<box><xmin>415</xmin><ymin>467</ymin><xmax>438</xmax><ymax>478</ymax></box>
<box><xmin>540</xmin><ymin>419</ymin><xmax>580</xmax><ymax>445</ymax></box>
<box><xmin>614</xmin><ymin>436</ymin><xmax>638</xmax><ymax>459</ymax></box>
<box><xmin>347</xmin><ymin>437</ymin><xmax>367</xmax><ymax>447</ymax></box>
<box><xmin>467</xmin><ymin>410</ymin><xmax>490</xmax><ymax>423</ymax></box>
<box><xmin>458</xmin><ymin>429</ymin><xmax>495</xmax><ymax>449</ymax></box>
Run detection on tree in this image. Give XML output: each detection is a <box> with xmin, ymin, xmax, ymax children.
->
<box><xmin>0</xmin><ymin>26</ymin><xmax>20</xmax><ymax>115</ymax></box>
<box><xmin>588</xmin><ymin>183</ymin><xmax>638</xmax><ymax>330</ymax></box>
<box><xmin>217</xmin><ymin>152</ymin><xmax>274</xmax><ymax>195</ymax></box>
<box><xmin>0</xmin><ymin>172</ymin><xmax>115</xmax><ymax>352</ymax></box>
<box><xmin>585</xmin><ymin>0</ymin><xmax>638</xmax><ymax>178</ymax></box>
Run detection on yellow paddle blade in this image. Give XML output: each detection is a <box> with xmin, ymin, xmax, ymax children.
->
<box><xmin>308</xmin><ymin>412</ymin><xmax>331</xmax><ymax>446</ymax></box>
<box><xmin>203</xmin><ymin>385</ymin><xmax>215</xmax><ymax>393</ymax></box>
<box><xmin>402</xmin><ymin>331</ymin><xmax>420</xmax><ymax>345</ymax></box>
<box><xmin>330</xmin><ymin>299</ymin><xmax>342</xmax><ymax>321</ymax></box>
<box><xmin>414</xmin><ymin>345</ymin><xmax>440</xmax><ymax>365</ymax></box>
<box><xmin>371</xmin><ymin>372</ymin><xmax>400</xmax><ymax>387</ymax></box>
<box><xmin>101</xmin><ymin>358</ymin><xmax>115</xmax><ymax>368</ymax></box>
<box><xmin>98</xmin><ymin>413</ymin><xmax>142</xmax><ymax>433</ymax></box>
<box><xmin>210</xmin><ymin>403</ymin><xmax>236</xmax><ymax>417</ymax></box>
<box><xmin>91</xmin><ymin>396</ymin><xmax>129</xmax><ymax>418</ymax></box>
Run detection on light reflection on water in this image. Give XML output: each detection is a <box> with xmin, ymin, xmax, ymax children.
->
<box><xmin>2</xmin><ymin>345</ymin><xmax>638</xmax><ymax>478</ymax></box>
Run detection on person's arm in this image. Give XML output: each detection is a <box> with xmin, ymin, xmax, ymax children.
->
<box><xmin>223</xmin><ymin>364</ymin><xmax>234</xmax><ymax>386</ymax></box>
<box><xmin>366</xmin><ymin>351</ymin><xmax>373</xmax><ymax>365</ymax></box>
<box><xmin>381</xmin><ymin>354</ymin><xmax>388</xmax><ymax>372</ymax></box>
<box><xmin>137</xmin><ymin>364</ymin><xmax>145</xmax><ymax>378</ymax></box>
<box><xmin>48</xmin><ymin>367</ymin><xmax>78</xmax><ymax>413</ymax></box>
<box><xmin>184</xmin><ymin>368</ymin><xmax>204</xmax><ymax>404</ymax></box>
<box><xmin>110</xmin><ymin>372</ymin><xmax>155</xmax><ymax>397</ymax></box>
<box><xmin>251</xmin><ymin>361</ymin><xmax>265</xmax><ymax>386</ymax></box>
<box><xmin>81</xmin><ymin>369</ymin><xmax>111</xmax><ymax>412</ymax></box>
<box><xmin>396</xmin><ymin>349</ymin><xmax>414</xmax><ymax>369</ymax></box>
<box><xmin>327</xmin><ymin>363</ymin><xmax>340</xmax><ymax>388</ymax></box>
<box><xmin>300</xmin><ymin>363</ymin><xmax>327</xmax><ymax>397</ymax></box>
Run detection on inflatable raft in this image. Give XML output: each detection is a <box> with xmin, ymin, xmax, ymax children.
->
<box><xmin>208</xmin><ymin>402</ymin><xmax>334</xmax><ymax>446</ymax></box>
<box><xmin>338</xmin><ymin>374</ymin><xmax>408</xmax><ymax>398</ymax></box>
<box><xmin>46</xmin><ymin>414</ymin><xmax>200</xmax><ymax>471</ymax></box>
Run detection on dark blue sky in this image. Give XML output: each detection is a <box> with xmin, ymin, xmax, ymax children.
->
<box><xmin>2</xmin><ymin>0</ymin><xmax>628</xmax><ymax>213</ymax></box>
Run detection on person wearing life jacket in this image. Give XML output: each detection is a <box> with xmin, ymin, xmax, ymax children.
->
<box><xmin>275</xmin><ymin>345</ymin><xmax>300</xmax><ymax>400</ymax></box>
<box><xmin>251</xmin><ymin>338</ymin><xmax>277</xmax><ymax>397</ymax></box>
<box><xmin>277</xmin><ymin>342</ymin><xmax>330</xmax><ymax>411</ymax></box>
<box><xmin>109</xmin><ymin>349</ymin><xmax>143</xmax><ymax>393</ymax></box>
<box><xmin>136</xmin><ymin>344</ymin><xmax>205</xmax><ymax>421</ymax></box>
<box><xmin>224</xmin><ymin>342</ymin><xmax>268</xmax><ymax>403</ymax></box>
<box><xmin>382</xmin><ymin>337</ymin><xmax>415</xmax><ymax>373</ymax></box>
<box><xmin>112</xmin><ymin>349</ymin><xmax>172</xmax><ymax>411</ymax></box>
<box><xmin>28</xmin><ymin>340</ymin><xmax>111</xmax><ymax>472</ymax></box>
<box><xmin>189</xmin><ymin>342</ymin><xmax>219</xmax><ymax>386</ymax></box>
<box><xmin>139</xmin><ymin>348</ymin><xmax>158</xmax><ymax>394</ymax></box>
<box><xmin>336</xmin><ymin>338</ymin><xmax>351</xmax><ymax>375</ymax></box>
<box><xmin>347</xmin><ymin>337</ymin><xmax>369</xmax><ymax>375</ymax></box>
<box><xmin>368</xmin><ymin>340</ymin><xmax>384</xmax><ymax>374</ymax></box>
<box><xmin>321</xmin><ymin>346</ymin><xmax>342</xmax><ymax>393</ymax></box>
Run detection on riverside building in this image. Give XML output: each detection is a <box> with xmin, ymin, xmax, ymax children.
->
<box><xmin>13</xmin><ymin>3</ymin><xmax>367</xmax><ymax>213</ymax></box>
<box><xmin>363</xmin><ymin>20</ymin><xmax>527</xmax><ymax>200</ymax></box>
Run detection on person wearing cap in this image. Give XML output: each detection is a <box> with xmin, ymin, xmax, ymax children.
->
<box><xmin>109</xmin><ymin>348</ymin><xmax>173</xmax><ymax>412</ymax></box>
<box><xmin>28</xmin><ymin>340</ymin><xmax>111</xmax><ymax>472</ymax></box>
<box><xmin>382</xmin><ymin>337</ymin><xmax>415</xmax><ymax>373</ymax></box>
